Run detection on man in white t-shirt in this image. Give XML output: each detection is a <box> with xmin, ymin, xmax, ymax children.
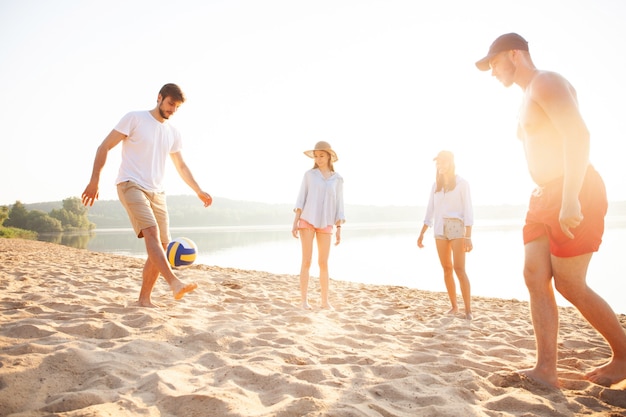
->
<box><xmin>82</xmin><ymin>83</ymin><xmax>212</xmax><ymax>307</ymax></box>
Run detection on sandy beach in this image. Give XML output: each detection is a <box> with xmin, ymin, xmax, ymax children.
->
<box><xmin>1</xmin><ymin>238</ymin><xmax>625</xmax><ymax>417</ymax></box>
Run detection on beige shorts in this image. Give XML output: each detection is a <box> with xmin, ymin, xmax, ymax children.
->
<box><xmin>435</xmin><ymin>218</ymin><xmax>465</xmax><ymax>240</ymax></box>
<box><xmin>117</xmin><ymin>180</ymin><xmax>170</xmax><ymax>243</ymax></box>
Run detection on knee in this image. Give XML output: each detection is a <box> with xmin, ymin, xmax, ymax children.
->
<box><xmin>141</xmin><ymin>225</ymin><xmax>159</xmax><ymax>239</ymax></box>
<box><xmin>453</xmin><ymin>265</ymin><xmax>466</xmax><ymax>278</ymax></box>
<box><xmin>301</xmin><ymin>258</ymin><xmax>312</xmax><ymax>269</ymax></box>
<box><xmin>554</xmin><ymin>278</ymin><xmax>584</xmax><ymax>302</ymax></box>
<box><xmin>441</xmin><ymin>265</ymin><xmax>454</xmax><ymax>276</ymax></box>
<box><xmin>523</xmin><ymin>267</ymin><xmax>548</xmax><ymax>293</ymax></box>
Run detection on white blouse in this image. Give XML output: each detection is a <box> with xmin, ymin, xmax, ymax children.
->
<box><xmin>423</xmin><ymin>175</ymin><xmax>474</xmax><ymax>236</ymax></box>
<box><xmin>295</xmin><ymin>168</ymin><xmax>345</xmax><ymax>228</ymax></box>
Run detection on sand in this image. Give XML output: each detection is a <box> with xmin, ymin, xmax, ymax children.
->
<box><xmin>0</xmin><ymin>238</ymin><xmax>625</xmax><ymax>417</ymax></box>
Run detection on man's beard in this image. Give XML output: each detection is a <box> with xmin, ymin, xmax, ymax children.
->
<box><xmin>158</xmin><ymin>105</ymin><xmax>170</xmax><ymax>119</ymax></box>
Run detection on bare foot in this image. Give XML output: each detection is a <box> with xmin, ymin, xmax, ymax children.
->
<box><xmin>132</xmin><ymin>300</ymin><xmax>159</xmax><ymax>308</ymax></box>
<box><xmin>173</xmin><ymin>282</ymin><xmax>198</xmax><ymax>300</ymax></box>
<box><xmin>321</xmin><ymin>303</ymin><xmax>334</xmax><ymax>311</ymax></box>
<box><xmin>518</xmin><ymin>367</ymin><xmax>559</xmax><ymax>389</ymax></box>
<box><xmin>465</xmin><ymin>312</ymin><xmax>473</xmax><ymax>320</ymax></box>
<box><xmin>585</xmin><ymin>358</ymin><xmax>626</xmax><ymax>387</ymax></box>
<box><xmin>301</xmin><ymin>302</ymin><xmax>312</xmax><ymax>310</ymax></box>
<box><xmin>446</xmin><ymin>307</ymin><xmax>458</xmax><ymax>315</ymax></box>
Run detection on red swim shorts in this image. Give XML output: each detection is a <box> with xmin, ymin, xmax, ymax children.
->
<box><xmin>523</xmin><ymin>166</ymin><xmax>607</xmax><ymax>258</ymax></box>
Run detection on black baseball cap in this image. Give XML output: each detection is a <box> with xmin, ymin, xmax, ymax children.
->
<box><xmin>475</xmin><ymin>33</ymin><xmax>529</xmax><ymax>71</ymax></box>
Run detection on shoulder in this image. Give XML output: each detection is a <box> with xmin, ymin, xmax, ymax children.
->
<box><xmin>127</xmin><ymin>110</ymin><xmax>149</xmax><ymax>117</ymax></box>
<box><xmin>302</xmin><ymin>168</ymin><xmax>317</xmax><ymax>179</ymax></box>
<box><xmin>456</xmin><ymin>175</ymin><xmax>471</xmax><ymax>188</ymax></box>
<box><xmin>119</xmin><ymin>110</ymin><xmax>148</xmax><ymax>122</ymax></box>
<box><xmin>531</xmin><ymin>71</ymin><xmax>576</xmax><ymax>101</ymax></box>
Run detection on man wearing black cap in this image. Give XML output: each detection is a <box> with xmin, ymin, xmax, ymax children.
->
<box><xmin>476</xmin><ymin>33</ymin><xmax>626</xmax><ymax>388</ymax></box>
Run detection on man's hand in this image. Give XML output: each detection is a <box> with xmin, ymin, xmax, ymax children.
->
<box><xmin>559</xmin><ymin>199</ymin><xmax>583</xmax><ymax>239</ymax></box>
<box><xmin>81</xmin><ymin>183</ymin><xmax>99</xmax><ymax>207</ymax></box>
<box><xmin>198</xmin><ymin>191</ymin><xmax>212</xmax><ymax>208</ymax></box>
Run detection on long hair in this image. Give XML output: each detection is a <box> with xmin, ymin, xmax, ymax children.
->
<box><xmin>435</xmin><ymin>162</ymin><xmax>456</xmax><ymax>193</ymax></box>
<box><xmin>312</xmin><ymin>151</ymin><xmax>335</xmax><ymax>172</ymax></box>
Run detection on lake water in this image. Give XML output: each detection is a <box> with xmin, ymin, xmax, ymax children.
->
<box><xmin>78</xmin><ymin>217</ymin><xmax>626</xmax><ymax>315</ymax></box>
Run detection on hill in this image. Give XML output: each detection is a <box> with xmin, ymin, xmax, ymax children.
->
<box><xmin>21</xmin><ymin>195</ymin><xmax>529</xmax><ymax>229</ymax></box>
<box><xmin>23</xmin><ymin>196</ymin><xmax>625</xmax><ymax>229</ymax></box>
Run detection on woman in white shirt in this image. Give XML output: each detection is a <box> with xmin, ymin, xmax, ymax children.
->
<box><xmin>292</xmin><ymin>141</ymin><xmax>345</xmax><ymax>310</ymax></box>
<box><xmin>417</xmin><ymin>150</ymin><xmax>474</xmax><ymax>319</ymax></box>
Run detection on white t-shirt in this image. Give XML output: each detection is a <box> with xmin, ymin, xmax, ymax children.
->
<box><xmin>114</xmin><ymin>111</ymin><xmax>182</xmax><ymax>192</ymax></box>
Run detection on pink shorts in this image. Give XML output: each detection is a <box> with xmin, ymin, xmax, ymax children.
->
<box><xmin>298</xmin><ymin>219</ymin><xmax>333</xmax><ymax>234</ymax></box>
<box><xmin>523</xmin><ymin>166</ymin><xmax>607</xmax><ymax>258</ymax></box>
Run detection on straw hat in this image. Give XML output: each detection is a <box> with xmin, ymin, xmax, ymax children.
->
<box><xmin>304</xmin><ymin>141</ymin><xmax>338</xmax><ymax>162</ymax></box>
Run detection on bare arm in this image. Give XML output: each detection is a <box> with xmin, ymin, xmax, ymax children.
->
<box><xmin>292</xmin><ymin>208</ymin><xmax>302</xmax><ymax>238</ymax></box>
<box><xmin>418</xmin><ymin>185</ymin><xmax>436</xmax><ymax>248</ymax></box>
<box><xmin>169</xmin><ymin>151</ymin><xmax>212</xmax><ymax>207</ymax></box>
<box><xmin>82</xmin><ymin>129</ymin><xmax>126</xmax><ymax>207</ymax></box>
<box><xmin>417</xmin><ymin>224</ymin><xmax>429</xmax><ymax>248</ymax></box>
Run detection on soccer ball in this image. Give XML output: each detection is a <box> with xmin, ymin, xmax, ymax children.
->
<box><xmin>166</xmin><ymin>237</ymin><xmax>198</xmax><ymax>268</ymax></box>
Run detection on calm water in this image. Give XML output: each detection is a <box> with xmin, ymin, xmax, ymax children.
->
<box><xmin>78</xmin><ymin>218</ymin><xmax>626</xmax><ymax>315</ymax></box>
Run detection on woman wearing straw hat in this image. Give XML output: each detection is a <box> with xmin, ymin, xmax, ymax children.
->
<box><xmin>292</xmin><ymin>141</ymin><xmax>345</xmax><ymax>310</ymax></box>
<box><xmin>417</xmin><ymin>150</ymin><xmax>474</xmax><ymax>320</ymax></box>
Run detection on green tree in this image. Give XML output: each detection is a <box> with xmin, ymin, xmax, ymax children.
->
<box><xmin>49</xmin><ymin>197</ymin><xmax>95</xmax><ymax>231</ymax></box>
<box><xmin>4</xmin><ymin>201</ymin><xmax>28</xmax><ymax>229</ymax></box>
<box><xmin>0</xmin><ymin>205</ymin><xmax>8</xmax><ymax>226</ymax></box>
<box><xmin>25</xmin><ymin>210</ymin><xmax>63</xmax><ymax>233</ymax></box>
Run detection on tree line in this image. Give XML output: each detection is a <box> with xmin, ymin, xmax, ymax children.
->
<box><xmin>0</xmin><ymin>197</ymin><xmax>95</xmax><ymax>238</ymax></box>
<box><xmin>7</xmin><ymin>193</ymin><xmax>614</xmax><ymax>238</ymax></box>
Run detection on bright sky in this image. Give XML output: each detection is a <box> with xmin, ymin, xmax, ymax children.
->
<box><xmin>1</xmin><ymin>0</ymin><xmax>625</xmax><ymax>208</ymax></box>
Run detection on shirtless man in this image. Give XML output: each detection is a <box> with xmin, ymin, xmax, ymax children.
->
<box><xmin>476</xmin><ymin>33</ymin><xmax>626</xmax><ymax>388</ymax></box>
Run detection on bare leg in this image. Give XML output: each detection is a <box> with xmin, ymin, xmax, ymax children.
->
<box><xmin>451</xmin><ymin>238</ymin><xmax>472</xmax><ymax>319</ymax></box>
<box><xmin>435</xmin><ymin>239</ymin><xmax>457</xmax><ymax>314</ymax></box>
<box><xmin>316</xmin><ymin>232</ymin><xmax>333</xmax><ymax>309</ymax></box>
<box><xmin>138</xmin><ymin>226</ymin><xmax>197</xmax><ymax>307</ymax></box>
<box><xmin>552</xmin><ymin>254</ymin><xmax>626</xmax><ymax>386</ymax></box>
<box><xmin>519</xmin><ymin>237</ymin><xmax>560</xmax><ymax>388</ymax></box>
<box><xmin>299</xmin><ymin>228</ymin><xmax>315</xmax><ymax>309</ymax></box>
<box><xmin>138</xmin><ymin>256</ymin><xmax>160</xmax><ymax>307</ymax></box>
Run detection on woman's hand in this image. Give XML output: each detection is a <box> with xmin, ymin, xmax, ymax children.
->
<box><xmin>417</xmin><ymin>234</ymin><xmax>425</xmax><ymax>249</ymax></box>
<box><xmin>335</xmin><ymin>226</ymin><xmax>341</xmax><ymax>245</ymax></box>
<box><xmin>464</xmin><ymin>237</ymin><xmax>473</xmax><ymax>252</ymax></box>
